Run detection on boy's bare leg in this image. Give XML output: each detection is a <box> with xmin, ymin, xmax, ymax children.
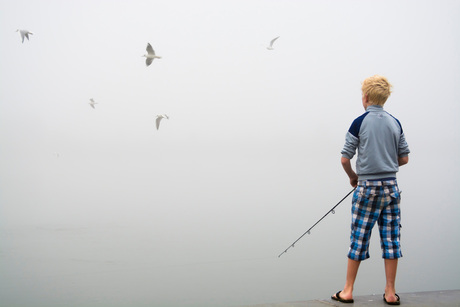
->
<box><xmin>333</xmin><ymin>258</ymin><xmax>360</xmax><ymax>300</ymax></box>
<box><xmin>384</xmin><ymin>258</ymin><xmax>399</xmax><ymax>303</ymax></box>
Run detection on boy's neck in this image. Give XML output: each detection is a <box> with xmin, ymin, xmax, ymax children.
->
<box><xmin>362</xmin><ymin>95</ymin><xmax>382</xmax><ymax>110</ymax></box>
<box><xmin>362</xmin><ymin>99</ymin><xmax>372</xmax><ymax>110</ymax></box>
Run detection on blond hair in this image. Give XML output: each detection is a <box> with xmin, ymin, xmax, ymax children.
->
<box><xmin>361</xmin><ymin>75</ymin><xmax>393</xmax><ymax>106</ymax></box>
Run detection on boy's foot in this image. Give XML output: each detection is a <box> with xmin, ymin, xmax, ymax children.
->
<box><xmin>331</xmin><ymin>291</ymin><xmax>354</xmax><ymax>303</ymax></box>
<box><xmin>383</xmin><ymin>293</ymin><xmax>400</xmax><ymax>305</ymax></box>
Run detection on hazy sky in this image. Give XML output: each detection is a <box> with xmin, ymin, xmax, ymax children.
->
<box><xmin>1</xmin><ymin>0</ymin><xmax>459</xmax><ymax>306</ymax></box>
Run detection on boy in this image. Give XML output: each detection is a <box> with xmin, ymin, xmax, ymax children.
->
<box><xmin>331</xmin><ymin>75</ymin><xmax>410</xmax><ymax>305</ymax></box>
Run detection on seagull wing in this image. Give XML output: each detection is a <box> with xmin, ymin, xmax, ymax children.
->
<box><xmin>146</xmin><ymin>43</ymin><xmax>155</xmax><ymax>55</ymax></box>
<box><xmin>156</xmin><ymin>117</ymin><xmax>162</xmax><ymax>130</ymax></box>
<box><xmin>269</xmin><ymin>36</ymin><xmax>280</xmax><ymax>47</ymax></box>
<box><xmin>146</xmin><ymin>58</ymin><xmax>153</xmax><ymax>66</ymax></box>
<box><xmin>20</xmin><ymin>31</ymin><xmax>25</xmax><ymax>43</ymax></box>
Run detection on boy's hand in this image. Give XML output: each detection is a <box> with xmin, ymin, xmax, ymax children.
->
<box><xmin>349</xmin><ymin>174</ymin><xmax>358</xmax><ymax>188</ymax></box>
<box><xmin>341</xmin><ymin>157</ymin><xmax>358</xmax><ymax>187</ymax></box>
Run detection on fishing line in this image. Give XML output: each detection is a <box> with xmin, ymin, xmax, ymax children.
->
<box><xmin>278</xmin><ymin>187</ymin><xmax>356</xmax><ymax>258</ymax></box>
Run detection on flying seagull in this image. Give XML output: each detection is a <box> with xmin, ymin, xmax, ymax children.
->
<box><xmin>156</xmin><ymin>114</ymin><xmax>169</xmax><ymax>130</ymax></box>
<box><xmin>143</xmin><ymin>43</ymin><xmax>162</xmax><ymax>66</ymax></box>
<box><xmin>89</xmin><ymin>98</ymin><xmax>97</xmax><ymax>109</ymax></box>
<box><xmin>266</xmin><ymin>36</ymin><xmax>280</xmax><ymax>50</ymax></box>
<box><xmin>16</xmin><ymin>29</ymin><xmax>33</xmax><ymax>43</ymax></box>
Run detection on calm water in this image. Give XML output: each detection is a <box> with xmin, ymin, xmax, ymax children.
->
<box><xmin>1</xmin><ymin>201</ymin><xmax>459</xmax><ymax>307</ymax></box>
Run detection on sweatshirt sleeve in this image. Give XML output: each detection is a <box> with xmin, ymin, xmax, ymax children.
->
<box><xmin>341</xmin><ymin>115</ymin><xmax>365</xmax><ymax>160</ymax></box>
<box><xmin>398</xmin><ymin>133</ymin><xmax>410</xmax><ymax>157</ymax></box>
<box><xmin>341</xmin><ymin>131</ymin><xmax>358</xmax><ymax>159</ymax></box>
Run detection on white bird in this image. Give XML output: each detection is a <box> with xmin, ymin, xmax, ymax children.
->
<box><xmin>16</xmin><ymin>29</ymin><xmax>34</xmax><ymax>43</ymax></box>
<box><xmin>143</xmin><ymin>43</ymin><xmax>162</xmax><ymax>66</ymax></box>
<box><xmin>89</xmin><ymin>98</ymin><xmax>97</xmax><ymax>109</ymax></box>
<box><xmin>266</xmin><ymin>36</ymin><xmax>280</xmax><ymax>50</ymax></box>
<box><xmin>156</xmin><ymin>114</ymin><xmax>169</xmax><ymax>130</ymax></box>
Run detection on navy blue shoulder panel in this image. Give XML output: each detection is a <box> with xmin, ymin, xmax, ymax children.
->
<box><xmin>348</xmin><ymin>112</ymin><xmax>369</xmax><ymax>138</ymax></box>
<box><xmin>386</xmin><ymin>112</ymin><xmax>403</xmax><ymax>134</ymax></box>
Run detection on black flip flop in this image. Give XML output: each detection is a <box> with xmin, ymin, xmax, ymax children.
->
<box><xmin>331</xmin><ymin>291</ymin><xmax>354</xmax><ymax>303</ymax></box>
<box><xmin>383</xmin><ymin>293</ymin><xmax>400</xmax><ymax>305</ymax></box>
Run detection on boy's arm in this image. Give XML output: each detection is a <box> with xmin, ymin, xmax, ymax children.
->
<box><xmin>341</xmin><ymin>157</ymin><xmax>358</xmax><ymax>187</ymax></box>
<box><xmin>398</xmin><ymin>155</ymin><xmax>409</xmax><ymax>166</ymax></box>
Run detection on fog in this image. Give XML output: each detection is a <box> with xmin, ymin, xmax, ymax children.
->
<box><xmin>1</xmin><ymin>0</ymin><xmax>459</xmax><ymax>306</ymax></box>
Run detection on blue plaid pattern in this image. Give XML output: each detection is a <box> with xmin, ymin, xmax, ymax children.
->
<box><xmin>348</xmin><ymin>179</ymin><xmax>402</xmax><ymax>261</ymax></box>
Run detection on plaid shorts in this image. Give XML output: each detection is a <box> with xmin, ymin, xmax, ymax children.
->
<box><xmin>348</xmin><ymin>179</ymin><xmax>402</xmax><ymax>261</ymax></box>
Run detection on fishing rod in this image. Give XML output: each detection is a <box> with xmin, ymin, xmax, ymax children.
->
<box><xmin>278</xmin><ymin>187</ymin><xmax>356</xmax><ymax>258</ymax></box>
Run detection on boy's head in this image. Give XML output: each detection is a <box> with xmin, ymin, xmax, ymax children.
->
<box><xmin>361</xmin><ymin>75</ymin><xmax>392</xmax><ymax>106</ymax></box>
